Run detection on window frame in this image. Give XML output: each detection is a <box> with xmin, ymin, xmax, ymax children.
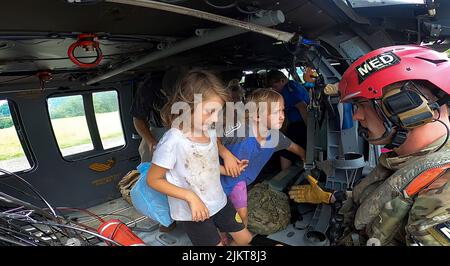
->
<box><xmin>0</xmin><ymin>98</ymin><xmax>36</xmax><ymax>174</ymax></box>
<box><xmin>46</xmin><ymin>88</ymin><xmax>127</xmax><ymax>161</ymax></box>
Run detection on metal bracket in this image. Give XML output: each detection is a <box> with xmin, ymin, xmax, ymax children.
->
<box><xmin>430</xmin><ymin>23</ymin><xmax>442</xmax><ymax>38</ymax></box>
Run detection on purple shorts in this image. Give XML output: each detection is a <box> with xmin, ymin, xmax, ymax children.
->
<box><xmin>229</xmin><ymin>181</ymin><xmax>247</xmax><ymax>209</ymax></box>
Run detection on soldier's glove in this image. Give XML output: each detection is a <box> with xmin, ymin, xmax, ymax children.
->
<box><xmin>288</xmin><ymin>175</ymin><xmax>332</xmax><ymax>204</ymax></box>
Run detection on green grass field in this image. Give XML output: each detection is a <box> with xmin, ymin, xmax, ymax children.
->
<box><xmin>0</xmin><ymin>111</ymin><xmax>124</xmax><ymax>161</ymax></box>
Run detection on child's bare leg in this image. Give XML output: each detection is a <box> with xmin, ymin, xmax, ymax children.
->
<box><xmin>236</xmin><ymin>207</ymin><xmax>248</xmax><ymax>228</ymax></box>
<box><xmin>229</xmin><ymin>228</ymin><xmax>252</xmax><ymax>246</ymax></box>
<box><xmin>218</xmin><ymin>208</ymin><xmax>246</xmax><ymax>246</ymax></box>
<box><xmin>219</xmin><ymin>231</ymin><xmax>229</xmax><ymax>245</ymax></box>
<box><xmin>229</xmin><ymin>208</ymin><xmax>252</xmax><ymax>246</ymax></box>
<box><xmin>227</xmin><ymin>181</ymin><xmax>252</xmax><ymax>245</ymax></box>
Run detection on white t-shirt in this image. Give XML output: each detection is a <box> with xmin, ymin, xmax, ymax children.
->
<box><xmin>151</xmin><ymin>128</ymin><xmax>227</xmax><ymax>221</ymax></box>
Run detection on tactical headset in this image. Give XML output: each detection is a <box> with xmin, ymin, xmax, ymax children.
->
<box><xmin>359</xmin><ymin>81</ymin><xmax>445</xmax><ymax>149</ymax></box>
<box><xmin>379</xmin><ymin>81</ymin><xmax>440</xmax><ymax>129</ymax></box>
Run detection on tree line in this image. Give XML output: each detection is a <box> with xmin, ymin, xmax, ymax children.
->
<box><xmin>0</xmin><ymin>91</ymin><xmax>119</xmax><ymax>129</ymax></box>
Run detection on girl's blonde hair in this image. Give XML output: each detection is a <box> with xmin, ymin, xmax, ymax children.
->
<box><xmin>161</xmin><ymin>69</ymin><xmax>230</xmax><ymax>128</ymax></box>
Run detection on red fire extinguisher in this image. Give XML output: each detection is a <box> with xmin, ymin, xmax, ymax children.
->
<box><xmin>97</xmin><ymin>219</ymin><xmax>145</xmax><ymax>246</ymax></box>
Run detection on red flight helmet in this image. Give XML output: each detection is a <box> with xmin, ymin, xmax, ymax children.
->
<box><xmin>338</xmin><ymin>45</ymin><xmax>450</xmax><ymax>102</ymax></box>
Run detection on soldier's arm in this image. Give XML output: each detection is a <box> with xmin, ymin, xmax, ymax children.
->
<box><xmin>133</xmin><ymin>117</ymin><xmax>157</xmax><ymax>148</ymax></box>
<box><xmin>295</xmin><ymin>102</ymin><xmax>308</xmax><ymax>124</ymax></box>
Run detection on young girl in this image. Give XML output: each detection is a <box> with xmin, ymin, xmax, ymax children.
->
<box><xmin>220</xmin><ymin>88</ymin><xmax>306</xmax><ymax>227</ymax></box>
<box><xmin>146</xmin><ymin>70</ymin><xmax>252</xmax><ymax>246</ymax></box>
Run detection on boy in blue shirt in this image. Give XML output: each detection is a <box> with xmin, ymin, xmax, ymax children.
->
<box><xmin>220</xmin><ymin>88</ymin><xmax>305</xmax><ymax>227</ymax></box>
<box><xmin>267</xmin><ymin>70</ymin><xmax>310</xmax><ymax>170</ymax></box>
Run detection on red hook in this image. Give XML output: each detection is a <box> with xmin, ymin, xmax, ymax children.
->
<box><xmin>36</xmin><ymin>71</ymin><xmax>53</xmax><ymax>90</ymax></box>
<box><xmin>68</xmin><ymin>34</ymin><xmax>103</xmax><ymax>68</ymax></box>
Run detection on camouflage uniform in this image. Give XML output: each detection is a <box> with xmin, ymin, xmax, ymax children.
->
<box><xmin>339</xmin><ymin>136</ymin><xmax>450</xmax><ymax>246</ymax></box>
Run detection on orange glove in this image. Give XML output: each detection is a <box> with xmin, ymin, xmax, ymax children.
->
<box><xmin>288</xmin><ymin>175</ymin><xmax>332</xmax><ymax>204</ymax></box>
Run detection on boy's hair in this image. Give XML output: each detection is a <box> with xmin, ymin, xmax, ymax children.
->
<box><xmin>227</xmin><ymin>79</ymin><xmax>244</xmax><ymax>93</ymax></box>
<box><xmin>227</xmin><ymin>78</ymin><xmax>241</xmax><ymax>88</ymax></box>
<box><xmin>266</xmin><ymin>70</ymin><xmax>287</xmax><ymax>86</ymax></box>
<box><xmin>246</xmin><ymin>88</ymin><xmax>284</xmax><ymax>116</ymax></box>
<box><xmin>161</xmin><ymin>69</ymin><xmax>230</xmax><ymax>128</ymax></box>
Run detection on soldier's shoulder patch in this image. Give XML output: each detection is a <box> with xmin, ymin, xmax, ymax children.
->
<box><xmin>405</xmin><ymin>164</ymin><xmax>450</xmax><ymax>197</ymax></box>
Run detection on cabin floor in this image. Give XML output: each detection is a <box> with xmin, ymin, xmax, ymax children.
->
<box><xmin>66</xmin><ymin>197</ymin><xmax>193</xmax><ymax>246</ymax></box>
<box><xmin>65</xmin><ymin>164</ymin><xmax>319</xmax><ymax>246</ymax></box>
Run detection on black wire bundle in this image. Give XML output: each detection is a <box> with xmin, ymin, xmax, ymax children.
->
<box><xmin>0</xmin><ymin>167</ymin><xmax>123</xmax><ymax>246</ymax></box>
